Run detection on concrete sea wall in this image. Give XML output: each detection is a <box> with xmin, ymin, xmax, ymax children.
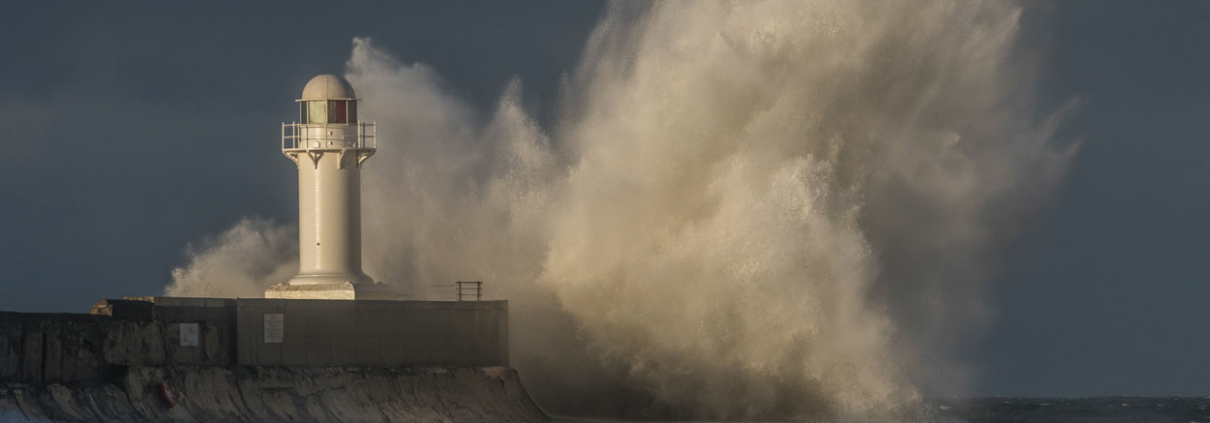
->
<box><xmin>235</xmin><ymin>299</ymin><xmax>508</xmax><ymax>367</ymax></box>
<box><xmin>0</xmin><ymin>312</ymin><xmax>230</xmax><ymax>384</ymax></box>
<box><xmin>0</xmin><ymin>366</ymin><xmax>546</xmax><ymax>423</ymax></box>
<box><xmin>0</xmin><ymin>299</ymin><xmax>538</xmax><ymax>422</ymax></box>
<box><xmin>0</xmin><ymin>299</ymin><xmax>508</xmax><ymax>383</ymax></box>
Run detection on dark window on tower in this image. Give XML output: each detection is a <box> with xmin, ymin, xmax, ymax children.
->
<box><xmin>300</xmin><ymin>100</ymin><xmax>355</xmax><ymax>124</ymax></box>
<box><xmin>329</xmin><ymin>100</ymin><xmax>348</xmax><ymax>124</ymax></box>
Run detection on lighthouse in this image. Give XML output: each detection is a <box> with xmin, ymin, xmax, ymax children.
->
<box><xmin>265</xmin><ymin>74</ymin><xmax>397</xmax><ymax>300</ymax></box>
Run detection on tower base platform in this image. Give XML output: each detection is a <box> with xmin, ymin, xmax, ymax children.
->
<box><xmin>264</xmin><ymin>281</ymin><xmax>399</xmax><ymax>300</ymax></box>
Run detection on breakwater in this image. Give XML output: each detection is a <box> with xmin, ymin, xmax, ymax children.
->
<box><xmin>0</xmin><ymin>365</ymin><xmax>545</xmax><ymax>423</ymax></box>
<box><xmin>0</xmin><ymin>298</ymin><xmax>541</xmax><ymax>422</ymax></box>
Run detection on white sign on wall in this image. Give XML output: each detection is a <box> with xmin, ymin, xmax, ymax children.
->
<box><xmin>179</xmin><ymin>323</ymin><xmax>199</xmax><ymax>347</ymax></box>
<box><xmin>264</xmin><ymin>313</ymin><xmax>284</xmax><ymax>344</ymax></box>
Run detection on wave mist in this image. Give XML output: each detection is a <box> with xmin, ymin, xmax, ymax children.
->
<box><xmin>168</xmin><ymin>1</ymin><xmax>1074</xmax><ymax>420</ymax></box>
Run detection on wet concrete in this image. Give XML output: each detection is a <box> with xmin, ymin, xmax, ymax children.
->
<box><xmin>0</xmin><ymin>366</ymin><xmax>546</xmax><ymax>423</ymax></box>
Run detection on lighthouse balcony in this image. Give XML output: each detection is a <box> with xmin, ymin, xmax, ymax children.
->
<box><xmin>281</xmin><ymin>122</ymin><xmax>376</xmax><ymax>167</ymax></box>
<box><xmin>281</xmin><ymin>121</ymin><xmax>376</xmax><ymax>153</ymax></box>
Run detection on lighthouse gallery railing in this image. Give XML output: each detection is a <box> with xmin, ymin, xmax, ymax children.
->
<box><xmin>281</xmin><ymin>122</ymin><xmax>376</xmax><ymax>167</ymax></box>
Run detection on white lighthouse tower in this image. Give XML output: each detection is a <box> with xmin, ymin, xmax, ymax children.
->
<box><xmin>265</xmin><ymin>74</ymin><xmax>397</xmax><ymax>300</ymax></box>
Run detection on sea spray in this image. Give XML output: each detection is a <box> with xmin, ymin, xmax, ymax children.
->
<box><xmin>165</xmin><ymin>217</ymin><xmax>296</xmax><ymax>298</ymax></box>
<box><xmin>168</xmin><ymin>0</ymin><xmax>1074</xmax><ymax>419</ymax></box>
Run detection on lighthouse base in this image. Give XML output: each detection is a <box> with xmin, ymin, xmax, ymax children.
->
<box><xmin>264</xmin><ymin>282</ymin><xmax>399</xmax><ymax>300</ymax></box>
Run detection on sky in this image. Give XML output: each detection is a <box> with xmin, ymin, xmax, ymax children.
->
<box><xmin>0</xmin><ymin>1</ymin><xmax>1206</xmax><ymax>398</ymax></box>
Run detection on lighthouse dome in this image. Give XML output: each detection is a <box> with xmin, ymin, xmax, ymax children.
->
<box><xmin>300</xmin><ymin>74</ymin><xmax>356</xmax><ymax>100</ymax></box>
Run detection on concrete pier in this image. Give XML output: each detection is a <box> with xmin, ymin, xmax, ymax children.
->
<box><xmin>0</xmin><ymin>366</ymin><xmax>545</xmax><ymax>423</ymax></box>
<box><xmin>0</xmin><ymin>297</ymin><xmax>540</xmax><ymax>423</ymax></box>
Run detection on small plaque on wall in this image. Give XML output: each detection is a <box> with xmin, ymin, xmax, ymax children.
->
<box><xmin>264</xmin><ymin>313</ymin><xmax>284</xmax><ymax>344</ymax></box>
<box><xmin>179</xmin><ymin>323</ymin><xmax>199</xmax><ymax>347</ymax></box>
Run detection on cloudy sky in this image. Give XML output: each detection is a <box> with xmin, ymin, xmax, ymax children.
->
<box><xmin>0</xmin><ymin>1</ymin><xmax>1206</xmax><ymax>398</ymax></box>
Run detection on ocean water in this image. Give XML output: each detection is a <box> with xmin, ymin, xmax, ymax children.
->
<box><xmin>932</xmin><ymin>397</ymin><xmax>1210</xmax><ymax>423</ymax></box>
<box><xmin>551</xmin><ymin>398</ymin><xmax>1210</xmax><ymax>423</ymax></box>
<box><xmin>3</xmin><ymin>397</ymin><xmax>1207</xmax><ymax>422</ymax></box>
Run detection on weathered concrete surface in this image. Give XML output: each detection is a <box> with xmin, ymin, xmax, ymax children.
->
<box><xmin>237</xmin><ymin>300</ymin><xmax>507</xmax><ymax>367</ymax></box>
<box><xmin>0</xmin><ymin>301</ymin><xmax>525</xmax><ymax>422</ymax></box>
<box><xmin>0</xmin><ymin>366</ymin><xmax>546</xmax><ymax>423</ymax></box>
<box><xmin>0</xmin><ymin>312</ymin><xmax>230</xmax><ymax>384</ymax></box>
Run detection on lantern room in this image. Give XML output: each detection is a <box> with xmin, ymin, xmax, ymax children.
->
<box><xmin>297</xmin><ymin>74</ymin><xmax>359</xmax><ymax>124</ymax></box>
